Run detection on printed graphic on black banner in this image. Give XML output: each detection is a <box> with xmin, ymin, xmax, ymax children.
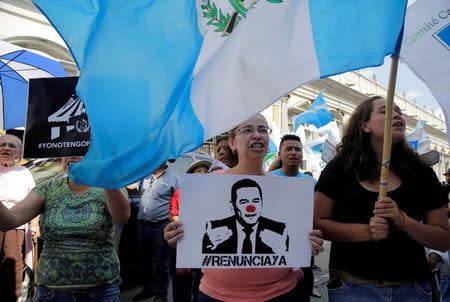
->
<box><xmin>23</xmin><ymin>77</ymin><xmax>90</xmax><ymax>158</ymax></box>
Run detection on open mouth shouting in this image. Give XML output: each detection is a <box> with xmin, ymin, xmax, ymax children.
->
<box><xmin>249</xmin><ymin>141</ymin><xmax>265</xmax><ymax>153</ymax></box>
<box><xmin>392</xmin><ymin>120</ymin><xmax>405</xmax><ymax>129</ymax></box>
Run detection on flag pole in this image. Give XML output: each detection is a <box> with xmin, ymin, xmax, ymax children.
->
<box><xmin>379</xmin><ymin>55</ymin><xmax>400</xmax><ymax>198</ymax></box>
<box><xmin>33</xmin><ymin>237</ymin><xmax>38</xmax><ymax>290</ymax></box>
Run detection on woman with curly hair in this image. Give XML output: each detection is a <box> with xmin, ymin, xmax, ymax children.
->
<box><xmin>314</xmin><ymin>96</ymin><xmax>450</xmax><ymax>302</ymax></box>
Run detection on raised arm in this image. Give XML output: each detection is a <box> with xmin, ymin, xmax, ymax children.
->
<box><xmin>104</xmin><ymin>189</ymin><xmax>130</xmax><ymax>225</ymax></box>
<box><xmin>0</xmin><ymin>191</ymin><xmax>44</xmax><ymax>231</ymax></box>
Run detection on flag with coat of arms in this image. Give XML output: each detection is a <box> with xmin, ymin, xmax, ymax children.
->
<box><xmin>32</xmin><ymin>0</ymin><xmax>407</xmax><ymax>188</ymax></box>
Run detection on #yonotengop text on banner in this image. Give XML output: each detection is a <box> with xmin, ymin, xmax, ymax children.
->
<box><xmin>24</xmin><ymin>76</ymin><xmax>90</xmax><ymax>158</ymax></box>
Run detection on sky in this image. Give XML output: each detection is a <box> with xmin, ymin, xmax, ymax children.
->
<box><xmin>360</xmin><ymin>60</ymin><xmax>442</xmax><ymax>116</ymax></box>
<box><xmin>358</xmin><ymin>0</ymin><xmax>443</xmax><ymax>118</ymax></box>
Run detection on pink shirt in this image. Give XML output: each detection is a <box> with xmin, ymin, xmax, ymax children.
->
<box><xmin>200</xmin><ymin>268</ymin><xmax>297</xmax><ymax>301</ymax></box>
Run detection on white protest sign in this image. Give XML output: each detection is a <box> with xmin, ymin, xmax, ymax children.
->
<box><xmin>177</xmin><ymin>174</ymin><xmax>314</xmax><ymax>268</ymax></box>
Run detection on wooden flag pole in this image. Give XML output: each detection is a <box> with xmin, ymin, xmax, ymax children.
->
<box><xmin>379</xmin><ymin>55</ymin><xmax>400</xmax><ymax>198</ymax></box>
<box><xmin>33</xmin><ymin>237</ymin><xmax>38</xmax><ymax>290</ymax></box>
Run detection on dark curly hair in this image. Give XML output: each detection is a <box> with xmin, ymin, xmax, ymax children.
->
<box><xmin>336</xmin><ymin>96</ymin><xmax>427</xmax><ymax>181</ymax></box>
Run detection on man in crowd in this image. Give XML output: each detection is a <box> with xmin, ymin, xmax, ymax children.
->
<box><xmin>271</xmin><ymin>134</ymin><xmax>312</xmax><ymax>180</ymax></box>
<box><xmin>0</xmin><ymin>134</ymin><xmax>37</xmax><ymax>301</ymax></box>
<box><xmin>271</xmin><ymin>134</ymin><xmax>320</xmax><ymax>300</ymax></box>
<box><xmin>134</xmin><ymin>161</ymin><xmax>179</xmax><ymax>302</ymax></box>
<box><xmin>215</xmin><ymin>135</ymin><xmax>238</xmax><ymax>169</ymax></box>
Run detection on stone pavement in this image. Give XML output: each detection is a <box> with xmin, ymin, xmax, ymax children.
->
<box><xmin>311</xmin><ymin>240</ymin><xmax>330</xmax><ymax>302</ymax></box>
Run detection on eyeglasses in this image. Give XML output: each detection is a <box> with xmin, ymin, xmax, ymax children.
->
<box><xmin>236</xmin><ymin>126</ymin><xmax>272</xmax><ymax>136</ymax></box>
<box><xmin>0</xmin><ymin>142</ymin><xmax>18</xmax><ymax>149</ymax></box>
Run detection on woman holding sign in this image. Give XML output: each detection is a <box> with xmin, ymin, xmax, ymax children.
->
<box><xmin>314</xmin><ymin>96</ymin><xmax>450</xmax><ymax>302</ymax></box>
<box><xmin>164</xmin><ymin>114</ymin><xmax>324</xmax><ymax>302</ymax></box>
<box><xmin>0</xmin><ymin>156</ymin><xmax>130</xmax><ymax>302</ymax></box>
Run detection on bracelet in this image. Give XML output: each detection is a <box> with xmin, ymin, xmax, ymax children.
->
<box><xmin>397</xmin><ymin>211</ymin><xmax>408</xmax><ymax>230</ymax></box>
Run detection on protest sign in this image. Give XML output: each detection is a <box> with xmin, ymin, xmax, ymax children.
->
<box><xmin>24</xmin><ymin>77</ymin><xmax>90</xmax><ymax>158</ymax></box>
<box><xmin>177</xmin><ymin>174</ymin><xmax>314</xmax><ymax>268</ymax></box>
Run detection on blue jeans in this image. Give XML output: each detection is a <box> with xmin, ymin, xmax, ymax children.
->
<box><xmin>137</xmin><ymin>220</ymin><xmax>169</xmax><ymax>296</ymax></box>
<box><xmin>32</xmin><ymin>281</ymin><xmax>120</xmax><ymax>302</ymax></box>
<box><xmin>328</xmin><ymin>280</ymin><xmax>432</xmax><ymax>302</ymax></box>
<box><xmin>197</xmin><ymin>287</ymin><xmax>299</xmax><ymax>302</ymax></box>
<box><xmin>441</xmin><ymin>275</ymin><xmax>450</xmax><ymax>302</ymax></box>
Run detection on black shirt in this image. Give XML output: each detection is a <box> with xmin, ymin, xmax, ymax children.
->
<box><xmin>316</xmin><ymin>157</ymin><xmax>447</xmax><ymax>282</ymax></box>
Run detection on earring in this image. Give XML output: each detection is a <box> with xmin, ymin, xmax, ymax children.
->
<box><xmin>232</xmin><ymin>149</ymin><xmax>237</xmax><ymax>155</ymax></box>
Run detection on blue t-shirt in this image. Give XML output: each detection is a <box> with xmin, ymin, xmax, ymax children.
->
<box><xmin>271</xmin><ymin>168</ymin><xmax>317</xmax><ymax>185</ymax></box>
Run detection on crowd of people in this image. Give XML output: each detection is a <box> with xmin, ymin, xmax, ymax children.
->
<box><xmin>0</xmin><ymin>95</ymin><xmax>450</xmax><ymax>302</ymax></box>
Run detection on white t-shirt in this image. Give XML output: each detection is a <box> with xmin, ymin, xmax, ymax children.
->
<box><xmin>0</xmin><ymin>165</ymin><xmax>35</xmax><ymax>229</ymax></box>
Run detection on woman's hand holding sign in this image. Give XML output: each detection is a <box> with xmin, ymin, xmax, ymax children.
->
<box><xmin>309</xmin><ymin>230</ymin><xmax>324</xmax><ymax>255</ymax></box>
<box><xmin>164</xmin><ymin>221</ymin><xmax>184</xmax><ymax>248</ymax></box>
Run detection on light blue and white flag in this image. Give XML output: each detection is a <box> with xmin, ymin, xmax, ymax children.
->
<box><xmin>266</xmin><ymin>119</ymin><xmax>281</xmax><ymax>153</ymax></box>
<box><xmin>303</xmin><ymin>136</ymin><xmax>327</xmax><ymax>174</ymax></box>
<box><xmin>312</xmin><ymin>121</ymin><xmax>341</xmax><ymax>146</ymax></box>
<box><xmin>406</xmin><ymin>120</ymin><xmax>430</xmax><ymax>155</ymax></box>
<box><xmin>294</xmin><ymin>92</ymin><xmax>334</xmax><ymax>130</ymax></box>
<box><xmin>268</xmin><ymin>138</ymin><xmax>278</xmax><ymax>153</ymax></box>
<box><xmin>33</xmin><ymin>0</ymin><xmax>407</xmax><ymax>188</ymax></box>
<box><xmin>401</xmin><ymin>0</ymin><xmax>450</xmax><ymax>144</ymax></box>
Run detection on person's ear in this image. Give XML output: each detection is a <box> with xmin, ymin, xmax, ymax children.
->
<box><xmin>228</xmin><ymin>137</ymin><xmax>237</xmax><ymax>154</ymax></box>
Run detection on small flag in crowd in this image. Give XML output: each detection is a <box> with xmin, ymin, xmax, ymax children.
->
<box><xmin>294</xmin><ymin>92</ymin><xmax>334</xmax><ymax>130</ymax></box>
<box><xmin>309</xmin><ymin>121</ymin><xmax>341</xmax><ymax>146</ymax></box>
<box><xmin>33</xmin><ymin>0</ymin><xmax>407</xmax><ymax>188</ymax></box>
<box><xmin>406</xmin><ymin>120</ymin><xmax>430</xmax><ymax>155</ymax></box>
<box><xmin>401</xmin><ymin>0</ymin><xmax>450</xmax><ymax>143</ymax></box>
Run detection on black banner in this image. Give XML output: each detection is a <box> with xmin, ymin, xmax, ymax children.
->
<box><xmin>23</xmin><ymin>77</ymin><xmax>90</xmax><ymax>158</ymax></box>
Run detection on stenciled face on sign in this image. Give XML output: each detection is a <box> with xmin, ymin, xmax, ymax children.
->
<box><xmin>234</xmin><ymin>186</ymin><xmax>262</xmax><ymax>226</ymax></box>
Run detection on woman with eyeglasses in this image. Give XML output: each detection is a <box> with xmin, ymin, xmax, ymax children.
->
<box><xmin>0</xmin><ymin>156</ymin><xmax>130</xmax><ymax>302</ymax></box>
<box><xmin>164</xmin><ymin>114</ymin><xmax>324</xmax><ymax>302</ymax></box>
<box><xmin>0</xmin><ymin>134</ymin><xmax>37</xmax><ymax>300</ymax></box>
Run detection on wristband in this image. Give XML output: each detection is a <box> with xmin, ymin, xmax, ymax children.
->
<box><xmin>397</xmin><ymin>211</ymin><xmax>408</xmax><ymax>230</ymax></box>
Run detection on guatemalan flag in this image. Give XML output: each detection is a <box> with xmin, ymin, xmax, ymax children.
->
<box><xmin>32</xmin><ymin>0</ymin><xmax>407</xmax><ymax>188</ymax></box>
<box><xmin>294</xmin><ymin>92</ymin><xmax>334</xmax><ymax>130</ymax></box>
